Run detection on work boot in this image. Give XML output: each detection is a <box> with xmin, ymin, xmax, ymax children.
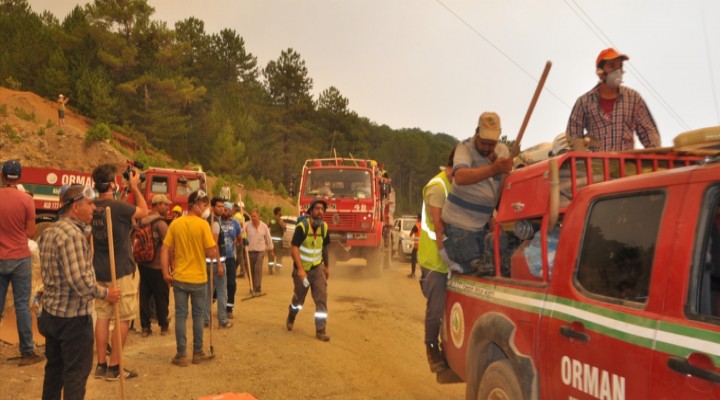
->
<box><xmin>316</xmin><ymin>330</ymin><xmax>330</xmax><ymax>342</ymax></box>
<box><xmin>286</xmin><ymin>306</ymin><xmax>297</xmax><ymax>331</ymax></box>
<box><xmin>426</xmin><ymin>343</ymin><xmax>448</xmax><ymax>373</ymax></box>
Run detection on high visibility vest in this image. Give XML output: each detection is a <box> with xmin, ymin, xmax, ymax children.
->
<box><xmin>417</xmin><ymin>171</ymin><xmax>451</xmax><ymax>273</ymax></box>
<box><xmin>297</xmin><ymin>219</ymin><xmax>328</xmax><ymax>271</ymax></box>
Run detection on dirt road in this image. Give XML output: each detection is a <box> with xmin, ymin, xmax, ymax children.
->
<box><xmin>1</xmin><ymin>257</ymin><xmax>465</xmax><ymax>400</ymax></box>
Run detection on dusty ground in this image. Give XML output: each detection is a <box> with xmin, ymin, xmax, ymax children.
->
<box><xmin>0</xmin><ymin>257</ymin><xmax>465</xmax><ymax>400</ymax></box>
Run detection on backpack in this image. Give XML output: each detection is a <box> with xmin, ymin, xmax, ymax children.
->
<box><xmin>297</xmin><ymin>218</ymin><xmax>327</xmax><ymax>242</ymax></box>
<box><xmin>132</xmin><ymin>216</ymin><xmax>164</xmax><ymax>264</ymax></box>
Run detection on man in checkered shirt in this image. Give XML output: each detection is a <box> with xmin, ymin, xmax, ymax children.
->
<box><xmin>566</xmin><ymin>48</ymin><xmax>661</xmax><ymax>152</ymax></box>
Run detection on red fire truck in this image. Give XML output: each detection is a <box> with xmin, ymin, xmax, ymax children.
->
<box><xmin>296</xmin><ymin>158</ymin><xmax>388</xmax><ymax>276</ymax></box>
<box><xmin>10</xmin><ymin>163</ymin><xmax>206</xmax><ymax>239</ymax></box>
<box><xmin>439</xmin><ymin>129</ymin><xmax>720</xmax><ymax>399</ymax></box>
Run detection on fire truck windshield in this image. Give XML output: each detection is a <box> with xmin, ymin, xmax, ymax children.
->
<box><xmin>304</xmin><ymin>170</ymin><xmax>372</xmax><ymax>199</ymax></box>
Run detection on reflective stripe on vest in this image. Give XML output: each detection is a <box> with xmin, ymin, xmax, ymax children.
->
<box><xmin>298</xmin><ymin>220</ymin><xmax>327</xmax><ymax>271</ymax></box>
<box><xmin>418</xmin><ymin>171</ymin><xmax>451</xmax><ymax>273</ymax></box>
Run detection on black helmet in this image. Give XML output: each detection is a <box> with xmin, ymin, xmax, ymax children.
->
<box><xmin>308</xmin><ymin>199</ymin><xmax>327</xmax><ymax>212</ymax></box>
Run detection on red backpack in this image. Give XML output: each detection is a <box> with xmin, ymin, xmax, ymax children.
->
<box><xmin>132</xmin><ymin>217</ymin><xmax>164</xmax><ymax>264</ymax></box>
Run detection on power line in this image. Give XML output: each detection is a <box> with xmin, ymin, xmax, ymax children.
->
<box><xmin>565</xmin><ymin>0</ymin><xmax>691</xmax><ymax>131</ymax></box>
<box><xmin>434</xmin><ymin>0</ymin><xmax>572</xmax><ymax>110</ymax></box>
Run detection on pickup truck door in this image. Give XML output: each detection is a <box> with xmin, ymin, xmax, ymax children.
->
<box><xmin>542</xmin><ymin>189</ymin><xmax>668</xmax><ymax>399</ymax></box>
<box><xmin>649</xmin><ymin>173</ymin><xmax>720</xmax><ymax>399</ymax></box>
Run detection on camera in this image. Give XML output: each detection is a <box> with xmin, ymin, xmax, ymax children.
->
<box><xmin>122</xmin><ymin>160</ymin><xmax>146</xmax><ymax>182</ymax></box>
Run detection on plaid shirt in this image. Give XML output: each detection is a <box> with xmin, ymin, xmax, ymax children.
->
<box><xmin>39</xmin><ymin>216</ymin><xmax>107</xmax><ymax>318</ymax></box>
<box><xmin>567</xmin><ymin>85</ymin><xmax>661</xmax><ymax>151</ymax></box>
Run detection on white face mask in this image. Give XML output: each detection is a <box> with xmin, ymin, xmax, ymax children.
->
<box><xmin>200</xmin><ymin>207</ymin><xmax>211</xmax><ymax>219</ymax></box>
<box><xmin>605</xmin><ymin>69</ymin><xmax>623</xmax><ymax>89</ymax></box>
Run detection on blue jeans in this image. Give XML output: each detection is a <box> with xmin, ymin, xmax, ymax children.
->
<box><xmin>444</xmin><ymin>224</ymin><xmax>489</xmax><ymax>275</ymax></box>
<box><xmin>0</xmin><ymin>257</ymin><xmax>34</xmax><ymax>355</ymax></box>
<box><xmin>173</xmin><ymin>281</ymin><xmax>206</xmax><ymax>357</ymax></box>
<box><xmin>204</xmin><ymin>261</ymin><xmax>228</xmax><ymax>325</ymax></box>
<box><xmin>421</xmin><ymin>267</ymin><xmax>447</xmax><ymax>345</ymax></box>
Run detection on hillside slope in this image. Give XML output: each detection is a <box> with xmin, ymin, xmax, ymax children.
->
<box><xmin>0</xmin><ymin>87</ymin><xmax>295</xmax><ymax>213</ymax></box>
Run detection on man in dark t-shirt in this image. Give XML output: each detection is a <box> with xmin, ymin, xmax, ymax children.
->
<box><xmin>91</xmin><ymin>163</ymin><xmax>148</xmax><ymax>381</ymax></box>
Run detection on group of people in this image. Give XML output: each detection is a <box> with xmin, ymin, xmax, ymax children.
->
<box><xmin>0</xmin><ymin>158</ymin><xmax>335</xmax><ymax>399</ymax></box>
<box><xmin>417</xmin><ymin>47</ymin><xmax>662</xmax><ymax>373</ymax></box>
<box><xmin>1</xmin><ymin>46</ymin><xmax>659</xmax><ymax>394</ymax></box>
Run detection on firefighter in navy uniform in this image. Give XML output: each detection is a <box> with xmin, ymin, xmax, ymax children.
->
<box><xmin>285</xmin><ymin>199</ymin><xmax>331</xmax><ymax>342</ymax></box>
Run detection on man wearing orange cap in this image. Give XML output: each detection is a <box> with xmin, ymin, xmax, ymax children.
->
<box><xmin>566</xmin><ymin>48</ymin><xmax>660</xmax><ymax>152</ymax></box>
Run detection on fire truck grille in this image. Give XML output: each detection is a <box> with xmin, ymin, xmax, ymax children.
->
<box><xmin>326</xmin><ymin>212</ymin><xmax>359</xmax><ymax>230</ymax></box>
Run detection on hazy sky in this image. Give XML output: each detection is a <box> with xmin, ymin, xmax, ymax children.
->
<box><xmin>30</xmin><ymin>0</ymin><xmax>720</xmax><ymax>149</ymax></box>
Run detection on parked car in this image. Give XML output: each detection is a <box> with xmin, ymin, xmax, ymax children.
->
<box><xmin>281</xmin><ymin>216</ymin><xmax>297</xmax><ymax>249</ymax></box>
<box><xmin>391</xmin><ymin>215</ymin><xmax>418</xmax><ymax>261</ymax></box>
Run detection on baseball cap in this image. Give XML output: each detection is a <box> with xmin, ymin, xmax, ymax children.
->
<box><xmin>596</xmin><ymin>48</ymin><xmax>629</xmax><ymax>68</ymax></box>
<box><xmin>224</xmin><ymin>201</ymin><xmax>233</xmax><ymax>210</ymax></box>
<box><xmin>477</xmin><ymin>112</ymin><xmax>502</xmax><ymax>141</ymax></box>
<box><xmin>2</xmin><ymin>159</ymin><xmax>21</xmax><ymax>179</ymax></box>
<box><xmin>188</xmin><ymin>189</ymin><xmax>208</xmax><ymax>206</ymax></box>
<box><xmin>236</xmin><ymin>201</ymin><xmax>244</xmax><ymax>208</ymax></box>
<box><xmin>172</xmin><ymin>205</ymin><xmax>182</xmax><ymax>214</ymax></box>
<box><xmin>59</xmin><ymin>94</ymin><xmax>64</xmax><ymax>99</ymax></box>
<box><xmin>151</xmin><ymin>194</ymin><xmax>172</xmax><ymax>205</ymax></box>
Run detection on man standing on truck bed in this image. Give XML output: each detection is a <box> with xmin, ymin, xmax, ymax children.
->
<box><xmin>91</xmin><ymin>163</ymin><xmax>148</xmax><ymax>381</ymax></box>
<box><xmin>442</xmin><ymin>112</ymin><xmax>513</xmax><ymax>276</ymax></box>
<box><xmin>566</xmin><ymin>48</ymin><xmax>661</xmax><ymax>151</ymax></box>
<box><xmin>419</xmin><ymin>149</ymin><xmax>456</xmax><ymax>372</ymax></box>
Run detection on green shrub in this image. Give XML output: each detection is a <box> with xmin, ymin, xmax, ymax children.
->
<box><xmin>0</xmin><ymin>104</ymin><xmax>7</xmax><ymax>116</ymax></box>
<box><xmin>243</xmin><ymin>175</ymin><xmax>257</xmax><ymax>190</ymax></box>
<box><xmin>56</xmin><ymin>129</ymin><xmax>65</xmax><ymax>136</ymax></box>
<box><xmin>37</xmin><ymin>127</ymin><xmax>45</xmax><ymax>136</ymax></box>
<box><xmin>275</xmin><ymin>182</ymin><xmax>289</xmax><ymax>197</ymax></box>
<box><xmin>14</xmin><ymin>107</ymin><xmax>35</xmax><ymax>122</ymax></box>
<box><xmin>4</xmin><ymin>76</ymin><xmax>21</xmax><ymax>90</ymax></box>
<box><xmin>46</xmin><ymin>120</ymin><xmax>54</xmax><ymax>128</ymax></box>
<box><xmin>85</xmin><ymin>122</ymin><xmax>112</xmax><ymax>144</ymax></box>
<box><xmin>257</xmin><ymin>177</ymin><xmax>274</xmax><ymax>192</ymax></box>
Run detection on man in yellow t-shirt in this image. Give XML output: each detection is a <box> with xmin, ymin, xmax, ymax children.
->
<box><xmin>161</xmin><ymin>190</ymin><xmax>217</xmax><ymax>367</ymax></box>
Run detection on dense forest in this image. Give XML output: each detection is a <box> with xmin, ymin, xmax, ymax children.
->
<box><xmin>0</xmin><ymin>0</ymin><xmax>460</xmax><ymax>213</ymax></box>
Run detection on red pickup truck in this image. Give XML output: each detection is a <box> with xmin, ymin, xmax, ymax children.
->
<box><xmin>440</xmin><ymin>129</ymin><xmax>720</xmax><ymax>399</ymax></box>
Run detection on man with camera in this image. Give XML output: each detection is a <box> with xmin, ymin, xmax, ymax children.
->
<box><xmin>90</xmin><ymin>163</ymin><xmax>148</xmax><ymax>381</ymax></box>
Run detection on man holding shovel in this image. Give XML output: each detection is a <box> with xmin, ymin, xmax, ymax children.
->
<box><xmin>38</xmin><ymin>184</ymin><xmax>121</xmax><ymax>399</ymax></box>
<box><xmin>162</xmin><ymin>190</ymin><xmax>218</xmax><ymax>367</ymax></box>
<box><xmin>91</xmin><ymin>163</ymin><xmax>147</xmax><ymax>381</ymax></box>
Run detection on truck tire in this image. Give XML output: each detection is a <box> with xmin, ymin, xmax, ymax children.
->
<box><xmin>367</xmin><ymin>248</ymin><xmax>383</xmax><ymax>277</ymax></box>
<box><xmin>476</xmin><ymin>359</ymin><xmax>523</xmax><ymax>400</ymax></box>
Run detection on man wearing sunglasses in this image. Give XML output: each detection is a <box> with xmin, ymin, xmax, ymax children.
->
<box><xmin>90</xmin><ymin>163</ymin><xmax>148</xmax><ymax>381</ymax></box>
<box><xmin>38</xmin><ymin>184</ymin><xmax>121</xmax><ymax>399</ymax></box>
<box><xmin>161</xmin><ymin>190</ymin><xmax>219</xmax><ymax>367</ymax></box>
<box><xmin>566</xmin><ymin>48</ymin><xmax>660</xmax><ymax>152</ymax></box>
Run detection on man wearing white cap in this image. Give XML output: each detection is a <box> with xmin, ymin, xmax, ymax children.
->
<box><xmin>57</xmin><ymin>94</ymin><xmax>69</xmax><ymax>126</ymax></box>
<box><xmin>441</xmin><ymin>112</ymin><xmax>513</xmax><ymax>276</ymax></box>
<box><xmin>566</xmin><ymin>48</ymin><xmax>660</xmax><ymax>152</ymax></box>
